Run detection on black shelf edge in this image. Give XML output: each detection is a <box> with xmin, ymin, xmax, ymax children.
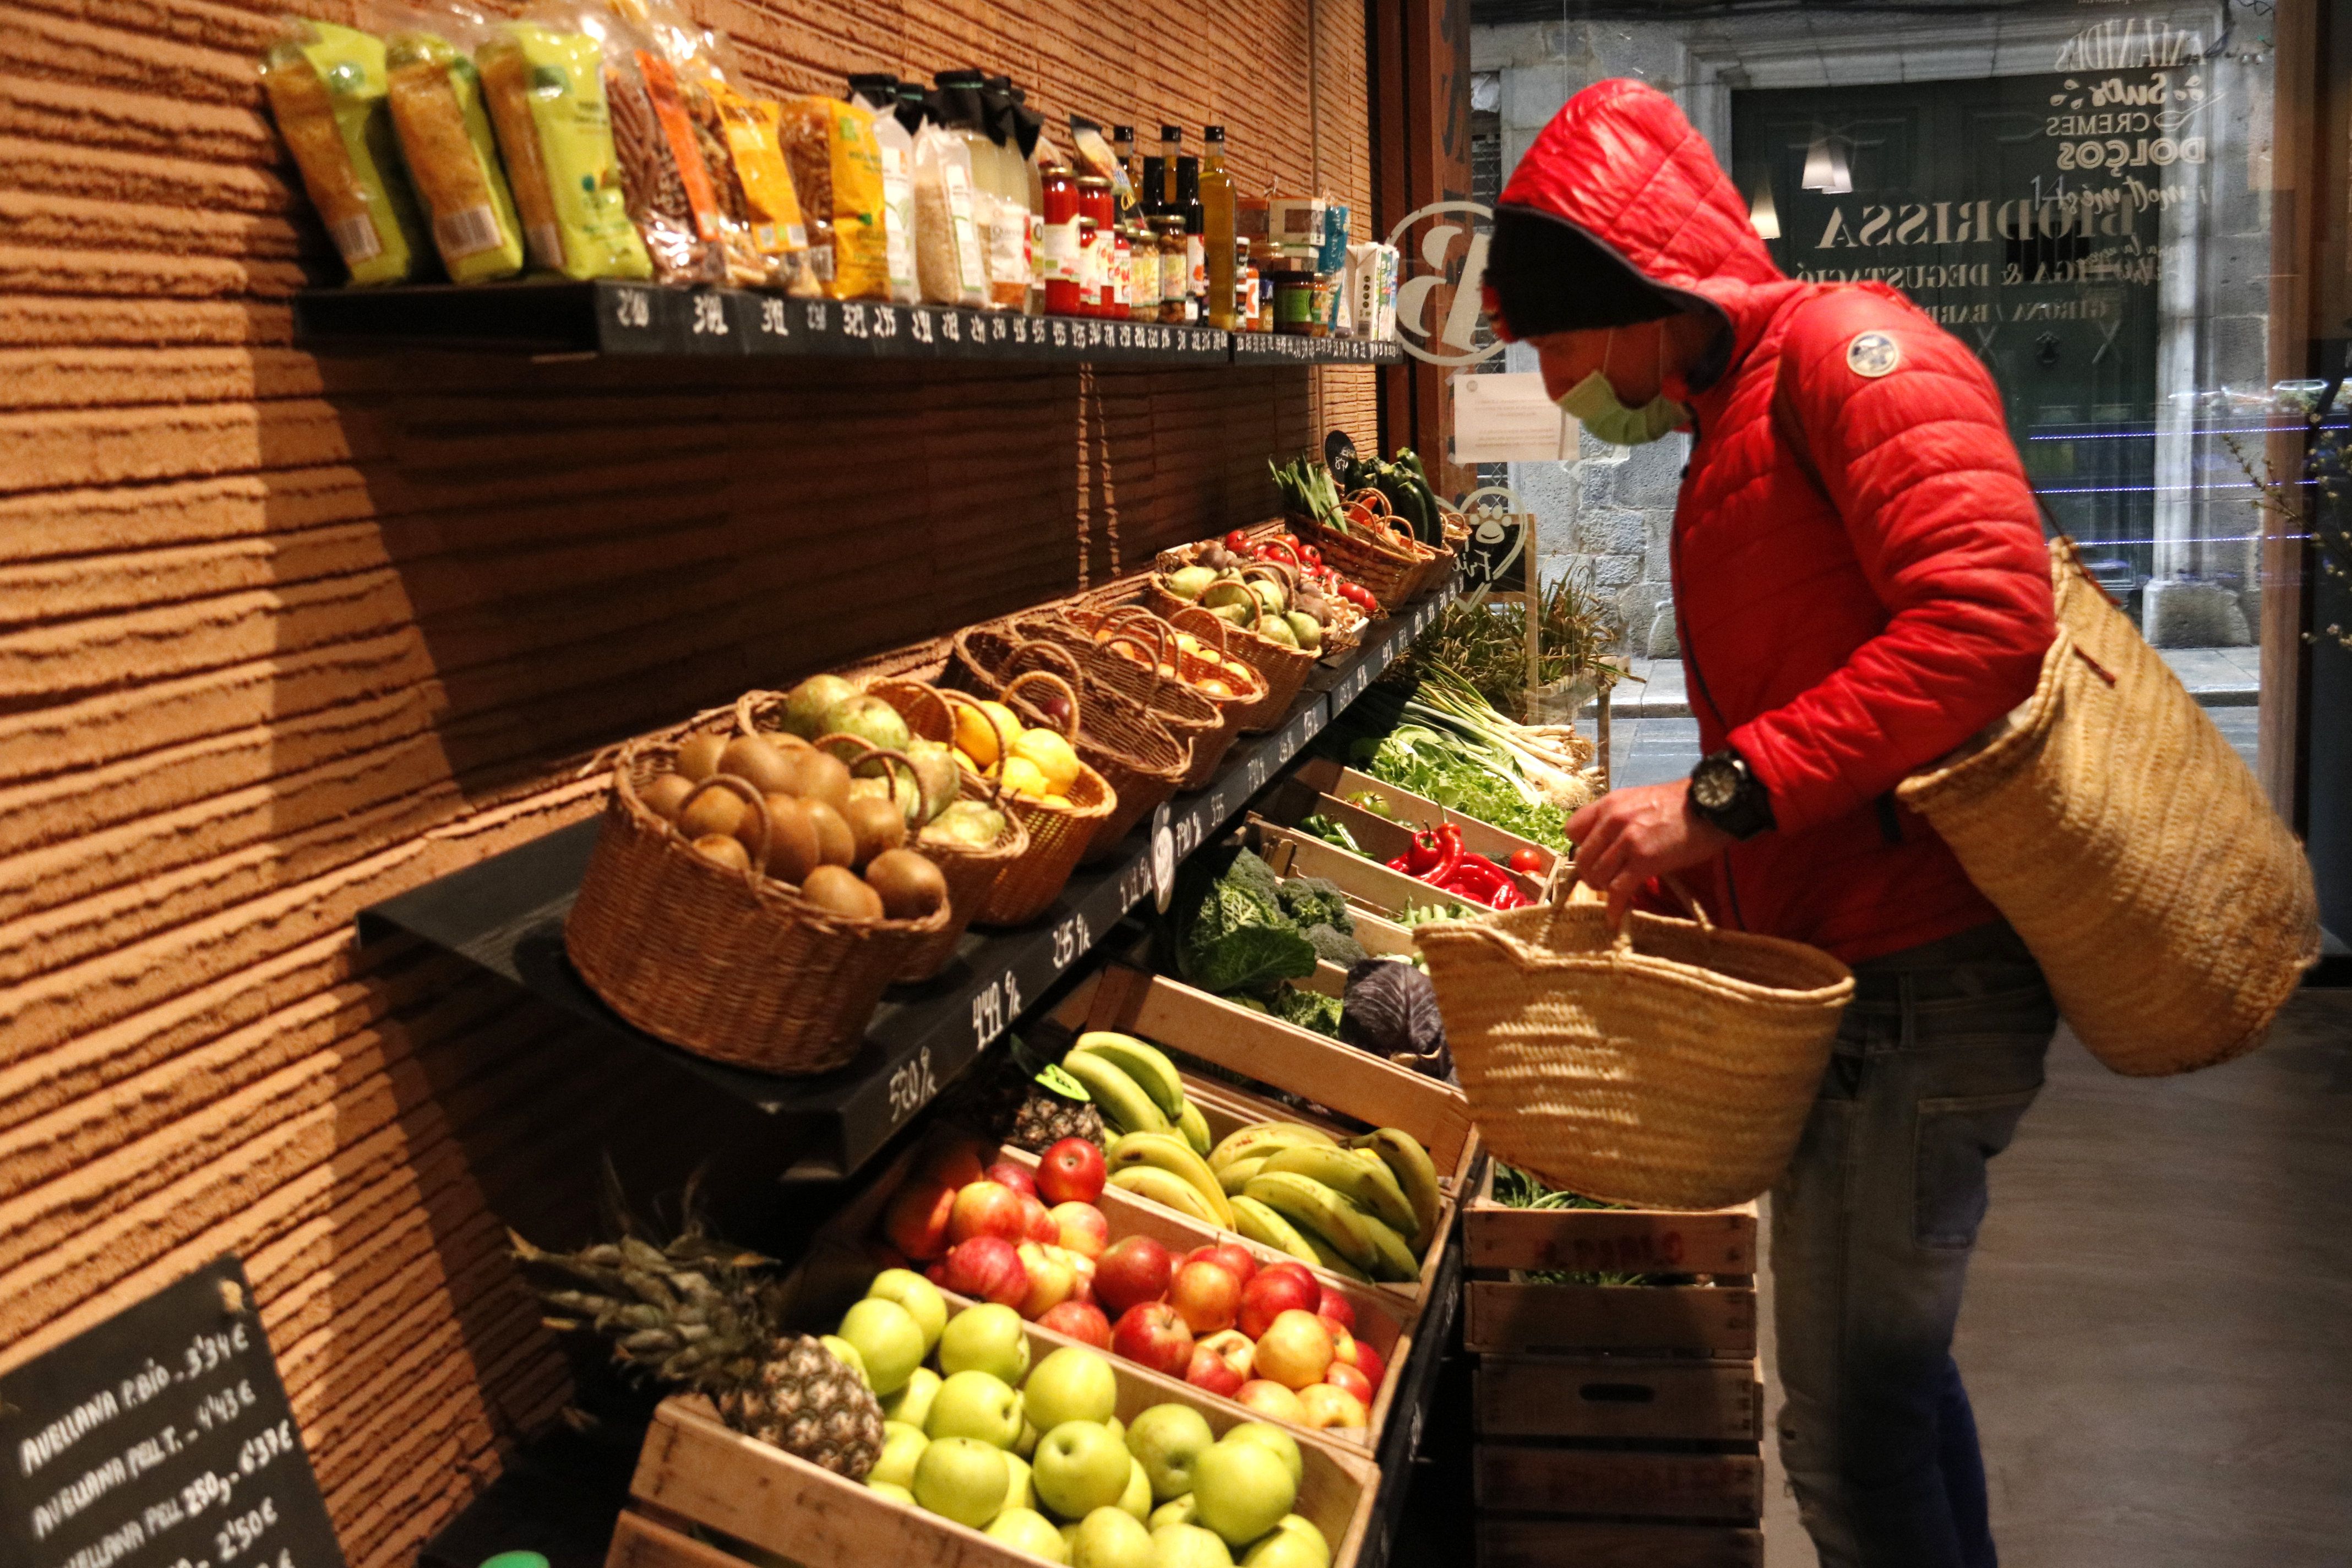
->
<box><xmin>1358</xmin><ymin>1196</ymin><xmax>1470</xmax><ymax>1568</ymax></box>
<box><xmin>292</xmin><ymin>280</ymin><xmax>1400</xmax><ymax>364</ymax></box>
<box><xmin>356</xmin><ymin>585</ymin><xmax>1452</xmax><ymax>1180</ymax></box>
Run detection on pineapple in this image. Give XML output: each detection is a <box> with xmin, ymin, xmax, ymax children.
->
<box><xmin>511</xmin><ymin>1228</ymin><xmax>883</xmax><ymax>1480</ymax></box>
<box><xmin>1009</xmin><ymin>1086</ymin><xmax>1104</xmax><ymax>1152</ymax></box>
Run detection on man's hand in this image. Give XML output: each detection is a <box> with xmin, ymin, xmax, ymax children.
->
<box><xmin>1566</xmin><ymin>782</ymin><xmax>1735</xmax><ymax>921</ymax></box>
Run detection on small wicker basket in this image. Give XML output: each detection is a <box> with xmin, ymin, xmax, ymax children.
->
<box><xmin>1027</xmin><ymin>607</ymin><xmax>1261</xmax><ymax>790</ymax></box>
<box><xmin>564</xmin><ymin>727</ymin><xmax>951</xmax><ymax>1076</ymax></box>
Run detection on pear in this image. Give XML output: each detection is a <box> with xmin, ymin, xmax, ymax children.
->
<box><xmin>1167</xmin><ymin>565</ymin><xmax>1217</xmax><ymax>601</ymax></box>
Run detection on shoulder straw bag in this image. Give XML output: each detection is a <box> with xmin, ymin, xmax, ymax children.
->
<box><xmin>1894</xmin><ymin>537</ymin><xmax>2320</xmax><ymax>1074</ymax></box>
<box><xmin>565</xmin><ymin>729</ymin><xmax>951</xmax><ymax>1075</ymax></box>
<box><xmin>1416</xmin><ymin>884</ymin><xmax>1854</xmax><ymax>1208</ymax></box>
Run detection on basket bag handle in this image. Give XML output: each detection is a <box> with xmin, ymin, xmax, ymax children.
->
<box><xmin>1000</xmin><ymin>667</ymin><xmax>1084</xmax><ymax>741</ymax></box>
<box><xmin>933</xmin><ymin>687</ymin><xmax>1017</xmax><ymax>791</ymax></box>
<box><xmin>1095</xmin><ymin>629</ymin><xmax>1180</xmax><ymax>690</ymax></box>
<box><xmin>667</xmin><ymin>772</ymin><xmax>773</xmax><ymax>891</ymax></box>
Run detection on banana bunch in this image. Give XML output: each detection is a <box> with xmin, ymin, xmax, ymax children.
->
<box><xmin>1060</xmin><ymin>1032</ymin><xmax>1213</xmax><ymax>1154</ymax></box>
<box><xmin>1209</xmin><ymin>1121</ymin><xmax>1444</xmax><ymax>1285</ymax></box>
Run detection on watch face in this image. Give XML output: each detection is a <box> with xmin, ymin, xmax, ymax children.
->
<box><xmin>1692</xmin><ymin>758</ymin><xmax>1739</xmax><ymax>810</ymax></box>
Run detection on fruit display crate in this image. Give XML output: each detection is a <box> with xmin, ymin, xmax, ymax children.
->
<box><xmin>355</xmin><ymin>589</ymin><xmax>1454</xmax><ymax>1182</ymax></box>
<box><xmin>1283</xmin><ymin>756</ymin><xmax>1571</xmax><ymax>886</ymax></box>
<box><xmin>1461</xmin><ymin>1165</ymin><xmax>1766</xmax><ymax>1568</ymax></box>
<box><xmin>293</xmin><ymin>280</ymin><xmax>1401</xmax><ymax>364</ymax></box>
<box><xmin>1250</xmin><ymin>778</ymin><xmax>1558</xmax><ymax>907</ymax></box>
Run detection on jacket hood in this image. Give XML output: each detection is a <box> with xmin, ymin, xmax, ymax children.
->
<box><xmin>1490</xmin><ymin>80</ymin><xmax>1800</xmax><ymax>388</ymax></box>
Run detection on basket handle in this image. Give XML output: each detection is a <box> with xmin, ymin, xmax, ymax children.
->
<box><xmin>865</xmin><ymin>678</ymin><xmax>954</xmax><ymax>743</ymax></box>
<box><xmin>933</xmin><ymin>687</ymin><xmax>1014</xmax><ymax>791</ymax></box>
<box><xmin>1607</xmin><ymin>873</ymin><xmax>1715</xmax><ymax>952</ymax></box>
<box><xmin>672</xmin><ymin>772</ymin><xmax>772</xmax><ymax>889</ymax></box>
<box><xmin>1166</xmin><ymin>604</ymin><xmax>1237</xmax><ymax>659</ymax></box>
<box><xmin>1093</xmin><ymin>603</ymin><xmax>1178</xmax><ymax>655</ymax></box>
<box><xmin>1095</xmin><ymin>630</ymin><xmax>1179</xmax><ymax>688</ymax></box>
<box><xmin>814</xmin><ymin>733</ymin><xmax>929</xmax><ymax>826</ymax></box>
<box><xmin>1000</xmin><ymin>667</ymin><xmax>1084</xmax><ymax>740</ymax></box>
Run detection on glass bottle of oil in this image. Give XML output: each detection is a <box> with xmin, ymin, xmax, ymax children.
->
<box><xmin>1201</xmin><ymin>126</ymin><xmax>1235</xmax><ymax>329</ymax></box>
<box><xmin>1158</xmin><ymin>125</ymin><xmax>1182</xmax><ymax>208</ymax></box>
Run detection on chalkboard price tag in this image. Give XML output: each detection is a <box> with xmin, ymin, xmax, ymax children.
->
<box><xmin>0</xmin><ymin>1256</ymin><xmax>347</xmax><ymax>1568</ymax></box>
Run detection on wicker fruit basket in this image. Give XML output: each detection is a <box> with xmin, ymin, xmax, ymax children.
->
<box><xmin>1131</xmin><ymin>581</ymin><xmax>1320</xmax><ymax>733</ymax></box>
<box><xmin>1020</xmin><ymin>606</ymin><xmax>1260</xmax><ymax>789</ymax></box>
<box><xmin>565</xmin><ymin>723</ymin><xmax>951</xmax><ymax>1075</ymax></box>
<box><xmin>966</xmin><ymin>670</ymin><xmax>1118</xmax><ymax>925</ymax></box>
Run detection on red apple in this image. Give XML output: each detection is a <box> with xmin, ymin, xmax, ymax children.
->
<box><xmin>1095</xmin><ymin>1235</ymin><xmax>1173</xmax><ymax>1317</ymax></box>
<box><xmin>1324</xmin><ymin>1361</ymin><xmax>1374</xmax><ymax>1406</ymax></box>
<box><xmin>1037</xmin><ymin>1138</ymin><xmax>1108</xmax><ymax>1205</ymax></box>
<box><xmin>1315</xmin><ymin>1285</ymin><xmax>1357</xmax><ymax>1336</ymax></box>
<box><xmin>1343</xmin><ymin>1337</ymin><xmax>1386</xmax><ymax>1390</ymax></box>
<box><xmin>1050</xmin><ymin>1202</ymin><xmax>1109</xmax><ymax>1260</ymax></box>
<box><xmin>1196</xmin><ymin>1329</ymin><xmax>1255</xmax><ymax>1385</ymax></box>
<box><xmin>986</xmin><ymin>1161</ymin><xmax>1038</xmax><ymax>1199</ymax></box>
<box><xmin>1238</xmin><ymin>1267</ymin><xmax>1321</xmax><ymax>1340</ymax></box>
<box><xmin>1017</xmin><ymin>1241</ymin><xmax>1079</xmax><ymax>1318</ymax></box>
<box><xmin>1253</xmin><ymin>1309</ymin><xmax>1336</xmax><ymax>1390</ymax></box>
<box><xmin>1021</xmin><ymin>1193</ymin><xmax>1060</xmax><ymax>1244</ymax></box>
<box><xmin>1184</xmin><ymin>1341</ymin><xmax>1245</xmax><ymax>1398</ymax></box>
<box><xmin>949</xmin><ymin>1181</ymin><xmax>1030</xmax><ymax>1246</ymax></box>
<box><xmin>923</xmin><ymin>1140</ymin><xmax>987</xmax><ymax>1190</ymax></box>
<box><xmin>1037</xmin><ymin>1299</ymin><xmax>1113</xmax><ymax>1349</ymax></box>
<box><xmin>1297</xmin><ymin>1382</ymin><xmax>1369</xmax><ymax>1430</ymax></box>
<box><xmin>1169</xmin><ymin>1259</ymin><xmax>1243</xmax><ymax>1335</ymax></box>
<box><xmin>1110</xmin><ymin>1301</ymin><xmax>1194</xmax><ymax>1376</ymax></box>
<box><xmin>882</xmin><ymin>1179</ymin><xmax>957</xmax><ymax>1262</ymax></box>
<box><xmin>1234</xmin><ymin>1381</ymin><xmax>1307</xmax><ymax>1423</ymax></box>
<box><xmin>924</xmin><ymin>1261</ymin><xmax>950</xmax><ymax>1287</ymax></box>
<box><xmin>1259</xmin><ymin>1261</ymin><xmax>1317</xmax><ymax>1294</ymax></box>
<box><xmin>1184</xmin><ymin>1243</ymin><xmax>1257</xmax><ymax>1289</ymax></box>
<box><xmin>940</xmin><ymin>1235</ymin><xmax>1028</xmax><ymax>1306</ymax></box>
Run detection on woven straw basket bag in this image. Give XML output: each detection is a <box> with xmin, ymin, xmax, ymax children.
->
<box><xmin>1417</xmin><ymin>886</ymin><xmax>1854</xmax><ymax>1209</ymax></box>
<box><xmin>1894</xmin><ymin>537</ymin><xmax>2320</xmax><ymax>1074</ymax></box>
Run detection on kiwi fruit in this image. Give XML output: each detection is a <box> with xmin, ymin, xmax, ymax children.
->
<box><xmin>864</xmin><ymin>849</ymin><xmax>947</xmax><ymax>920</ymax></box>
<box><xmin>841</xmin><ymin>794</ymin><xmax>907</xmax><ymax>868</ymax></box>
<box><xmin>759</xmin><ymin>793</ymin><xmax>823</xmax><ymax>884</ymax></box>
<box><xmin>802</xmin><ymin>864</ymin><xmax>884</xmax><ymax>919</ymax></box>
<box><xmin>789</xmin><ymin>748</ymin><xmax>854</xmax><ymax>814</ymax></box>
<box><xmin>691</xmin><ymin>834</ymin><xmax>752</xmax><ymax>872</ymax></box>
<box><xmin>717</xmin><ymin>734</ymin><xmax>798</xmax><ymax>796</ymax></box>
<box><xmin>639</xmin><ymin>773</ymin><xmax>695</xmax><ymax>822</ymax></box>
<box><xmin>804</xmin><ymin>800</ymin><xmax>856</xmax><ymax>868</ymax></box>
<box><xmin>678</xmin><ymin>787</ymin><xmax>747</xmax><ymax>843</ymax></box>
<box><xmin>676</xmin><ymin>733</ymin><xmax>727</xmax><ymax>781</ymax></box>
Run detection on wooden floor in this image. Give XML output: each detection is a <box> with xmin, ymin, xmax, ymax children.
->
<box><xmin>1760</xmin><ymin>989</ymin><xmax>2352</xmax><ymax>1566</ymax></box>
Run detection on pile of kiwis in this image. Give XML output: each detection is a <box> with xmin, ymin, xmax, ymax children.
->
<box><xmin>639</xmin><ymin>729</ymin><xmax>949</xmax><ymax>924</ymax></box>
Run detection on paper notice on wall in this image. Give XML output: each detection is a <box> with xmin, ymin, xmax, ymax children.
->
<box><xmin>1452</xmin><ymin>372</ymin><xmax>1576</xmax><ymax>462</ymax></box>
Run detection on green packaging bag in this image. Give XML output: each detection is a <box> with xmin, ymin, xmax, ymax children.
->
<box><xmin>477</xmin><ymin>20</ymin><xmax>652</xmax><ymax>280</ymax></box>
<box><xmin>260</xmin><ymin>19</ymin><xmax>431</xmax><ymax>285</ymax></box>
<box><xmin>383</xmin><ymin>20</ymin><xmax>526</xmax><ymax>282</ymax></box>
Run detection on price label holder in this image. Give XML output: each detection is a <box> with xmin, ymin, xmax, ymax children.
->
<box><xmin>0</xmin><ymin>1256</ymin><xmax>347</xmax><ymax>1568</ymax></box>
<box><xmin>594</xmin><ymin>280</ymin><xmax>685</xmax><ymax>355</ymax></box>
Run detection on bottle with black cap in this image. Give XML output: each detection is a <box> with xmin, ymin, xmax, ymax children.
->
<box><xmin>1174</xmin><ymin>153</ymin><xmax>1205</xmax><ymax>323</ymax></box>
<box><xmin>1201</xmin><ymin>126</ymin><xmax>1235</xmax><ymax>329</ymax></box>
<box><xmin>1158</xmin><ymin>124</ymin><xmax>1182</xmax><ymax>208</ymax></box>
<box><xmin>1111</xmin><ymin>125</ymin><xmax>1139</xmax><ymax>214</ymax></box>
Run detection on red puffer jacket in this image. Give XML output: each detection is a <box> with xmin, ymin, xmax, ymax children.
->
<box><xmin>1498</xmin><ymin>80</ymin><xmax>2055</xmax><ymax>963</ymax></box>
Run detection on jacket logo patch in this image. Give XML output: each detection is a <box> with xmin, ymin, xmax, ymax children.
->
<box><xmin>1846</xmin><ymin>331</ymin><xmax>1901</xmax><ymax>378</ymax></box>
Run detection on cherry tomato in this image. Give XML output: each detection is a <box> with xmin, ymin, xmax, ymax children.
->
<box><xmin>1507</xmin><ymin>847</ymin><xmax>1545</xmax><ymax>875</ymax></box>
<box><xmin>1224</xmin><ymin>529</ymin><xmax>1252</xmax><ymax>552</ymax></box>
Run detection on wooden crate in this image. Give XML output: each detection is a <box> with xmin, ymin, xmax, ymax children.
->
<box><xmin>1475</xmin><ymin>1357</ymin><xmax>1762</xmax><ymax>1442</ymax></box>
<box><xmin>607</xmin><ymin>1387</ymin><xmax>1379</xmax><ymax>1568</ymax></box>
<box><xmin>1478</xmin><ymin>1518</ymin><xmax>1764</xmax><ymax>1568</ymax></box>
<box><xmin>1475</xmin><ymin>1446</ymin><xmax>1762</xmax><ymax>1522</ymax></box>
<box><xmin>1255</xmin><ymin>775</ymin><xmax>1555</xmax><ymax>903</ymax></box>
<box><xmin>1287</xmin><ymin>756</ymin><xmax>1569</xmax><ymax>879</ymax></box>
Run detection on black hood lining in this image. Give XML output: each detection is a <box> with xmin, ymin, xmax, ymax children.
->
<box><xmin>1487</xmin><ymin>203</ymin><xmax>1733</xmax><ymax>391</ymax></box>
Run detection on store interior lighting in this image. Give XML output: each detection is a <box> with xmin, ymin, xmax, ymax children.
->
<box><xmin>1749</xmin><ymin>179</ymin><xmax>1782</xmax><ymax>239</ymax></box>
<box><xmin>1801</xmin><ymin>133</ymin><xmax>1853</xmax><ymax>194</ymax></box>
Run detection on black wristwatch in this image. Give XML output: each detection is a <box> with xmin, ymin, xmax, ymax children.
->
<box><xmin>1689</xmin><ymin>749</ymin><xmax>1776</xmax><ymax>841</ymax></box>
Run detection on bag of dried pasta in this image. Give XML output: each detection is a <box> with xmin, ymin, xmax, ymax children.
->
<box><xmin>375</xmin><ymin>1</ymin><xmax>525</xmax><ymax>282</ymax></box>
<box><xmin>259</xmin><ymin>18</ymin><xmax>429</xmax><ymax>285</ymax></box>
<box><xmin>775</xmin><ymin>94</ymin><xmax>890</xmax><ymax>302</ymax></box>
<box><xmin>589</xmin><ymin>7</ymin><xmax>724</xmax><ymax>283</ymax></box>
<box><xmin>476</xmin><ymin>12</ymin><xmax>650</xmax><ymax>279</ymax></box>
<box><xmin>671</xmin><ymin>29</ymin><xmax>817</xmax><ymax>291</ymax></box>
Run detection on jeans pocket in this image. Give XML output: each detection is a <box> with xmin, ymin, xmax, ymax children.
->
<box><xmin>1914</xmin><ymin>1086</ymin><xmax>2040</xmax><ymax>1249</ymax></box>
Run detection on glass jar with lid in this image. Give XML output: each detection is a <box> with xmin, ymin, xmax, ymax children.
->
<box><xmin>1155</xmin><ymin>216</ymin><xmax>1188</xmax><ymax>323</ymax></box>
<box><xmin>1129</xmin><ymin>224</ymin><xmax>1163</xmax><ymax>321</ymax></box>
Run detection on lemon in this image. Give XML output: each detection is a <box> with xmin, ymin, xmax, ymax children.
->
<box><xmin>999</xmin><ymin>757</ymin><xmax>1051</xmax><ymax>799</ymax></box>
<box><xmin>1009</xmin><ymin>729</ymin><xmax>1080</xmax><ymax>793</ymax></box>
<box><xmin>1041</xmin><ymin>794</ymin><xmax>1074</xmax><ymax>809</ymax></box>
<box><xmin>954</xmin><ymin>701</ymin><xmax>1017</xmax><ymax>772</ymax></box>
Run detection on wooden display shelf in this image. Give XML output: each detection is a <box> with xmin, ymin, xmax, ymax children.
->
<box><xmin>1477</xmin><ymin>1517</ymin><xmax>1765</xmax><ymax>1568</ymax></box>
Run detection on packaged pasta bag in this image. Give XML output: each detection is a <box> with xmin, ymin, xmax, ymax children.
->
<box><xmin>372</xmin><ymin>0</ymin><xmax>525</xmax><ymax>282</ymax></box>
<box><xmin>259</xmin><ymin>18</ymin><xmax>429</xmax><ymax>285</ymax></box>
<box><xmin>587</xmin><ymin>6</ymin><xmax>724</xmax><ymax>283</ymax></box>
<box><xmin>476</xmin><ymin>9</ymin><xmax>650</xmax><ymax>278</ymax></box>
<box><xmin>774</xmin><ymin>94</ymin><xmax>890</xmax><ymax>302</ymax></box>
<box><xmin>679</xmin><ymin>31</ymin><xmax>820</xmax><ymax>292</ymax></box>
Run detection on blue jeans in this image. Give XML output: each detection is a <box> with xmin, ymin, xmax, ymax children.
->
<box><xmin>1771</xmin><ymin>921</ymin><xmax>2056</xmax><ymax>1568</ymax></box>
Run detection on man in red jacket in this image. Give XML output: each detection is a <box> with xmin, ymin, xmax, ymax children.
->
<box><xmin>1485</xmin><ymin>81</ymin><xmax>2060</xmax><ymax>1567</ymax></box>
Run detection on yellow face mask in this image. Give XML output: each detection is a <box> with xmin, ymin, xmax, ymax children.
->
<box><xmin>1555</xmin><ymin>328</ymin><xmax>1687</xmax><ymax>445</ymax></box>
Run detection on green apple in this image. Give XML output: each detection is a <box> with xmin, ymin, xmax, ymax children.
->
<box><xmin>912</xmin><ymin>1435</ymin><xmax>1010</xmax><ymax>1528</ymax></box>
<box><xmin>868</xmin><ymin>1268</ymin><xmax>950</xmax><ymax>1353</ymax></box>
<box><xmin>1016</xmin><ymin>1418</ymin><xmax>1041</xmax><ymax>1460</ymax></box>
<box><xmin>1061</xmin><ymin>1520</ymin><xmax>1085</xmax><ymax>1553</ymax></box>
<box><xmin>1239</xmin><ymin>1516</ymin><xmax>1329</xmax><ymax>1568</ymax></box>
<box><xmin>869</xmin><ymin>1420</ymin><xmax>928</xmax><ymax>1490</ymax></box>
<box><xmin>867</xmin><ymin>1479</ymin><xmax>916</xmax><ymax>1506</ymax></box>
<box><xmin>1189</xmin><ymin>1441</ymin><xmax>1296</xmax><ymax>1548</ymax></box>
<box><xmin>987</xmin><ymin>1506</ymin><xmax>1069</xmax><ymax>1563</ymax></box>
<box><xmin>819</xmin><ymin>1335</ymin><xmax>867</xmax><ymax>1386</ymax></box>
<box><xmin>1149</xmin><ymin>1496</ymin><xmax>1200</xmax><ymax>1531</ymax></box>
<box><xmin>1003</xmin><ymin>1451</ymin><xmax>1035</xmax><ymax>1513</ymax></box>
<box><xmin>1150</xmin><ymin>1523</ymin><xmax>1235</xmax><ymax>1568</ymax></box>
<box><xmin>1219</xmin><ymin>1425</ymin><xmax>1303</xmax><ymax>1489</ymax></box>
<box><xmin>1126</xmin><ymin>1404</ymin><xmax>1216</xmax><ymax>1503</ymax></box>
<box><xmin>927</xmin><ymin>1370</ymin><xmax>1025</xmax><ymax>1449</ymax></box>
<box><xmin>1032</xmin><ymin>1420</ymin><xmax>1133</xmax><ymax>1520</ymax></box>
<box><xmin>1071</xmin><ymin>1505</ymin><xmax>1154</xmax><ymax>1568</ymax></box>
<box><xmin>1025</xmin><ymin>1346</ymin><xmax>1120</xmax><ymax>1431</ymax></box>
<box><xmin>837</xmin><ymin>1298</ymin><xmax>925</xmax><ymax>1397</ymax></box>
<box><xmin>1117</xmin><ymin>1456</ymin><xmax>1151</xmax><ymax>1522</ymax></box>
<box><xmin>881</xmin><ymin>1366</ymin><xmax>941</xmax><ymax>1431</ymax></box>
<box><xmin>940</xmin><ymin>1303</ymin><xmax>1031</xmax><ymax>1384</ymax></box>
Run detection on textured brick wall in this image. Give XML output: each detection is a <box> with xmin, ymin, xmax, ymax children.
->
<box><xmin>0</xmin><ymin>0</ymin><xmax>1374</xmax><ymax>1561</ymax></box>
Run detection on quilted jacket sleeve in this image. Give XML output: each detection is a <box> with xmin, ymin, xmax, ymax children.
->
<box><xmin>1727</xmin><ymin>290</ymin><xmax>2056</xmax><ymax>835</ymax></box>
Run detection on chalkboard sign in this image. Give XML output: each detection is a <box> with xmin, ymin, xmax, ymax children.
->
<box><xmin>1</xmin><ymin>1257</ymin><xmax>347</xmax><ymax>1568</ymax></box>
<box><xmin>1453</xmin><ymin>487</ymin><xmax>1533</xmax><ymax>598</ymax></box>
